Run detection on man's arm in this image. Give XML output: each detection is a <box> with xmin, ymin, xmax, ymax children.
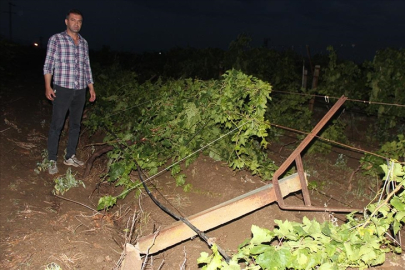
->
<box><xmin>44</xmin><ymin>35</ymin><xmax>57</xmax><ymax>101</ymax></box>
<box><xmin>88</xmin><ymin>83</ymin><xmax>96</xmax><ymax>102</ymax></box>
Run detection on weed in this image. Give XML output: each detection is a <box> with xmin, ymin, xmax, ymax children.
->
<box><xmin>334</xmin><ymin>153</ymin><xmax>347</xmax><ymax>167</ymax></box>
<box><xmin>307</xmin><ymin>180</ymin><xmax>326</xmax><ymax>193</ymax></box>
<box><xmin>308</xmin><ymin>181</ymin><xmax>318</xmax><ymax>191</ymax></box>
<box><xmin>44</xmin><ymin>262</ymin><xmax>62</xmax><ymax>270</ymax></box>
<box><xmin>166</xmin><ymin>194</ymin><xmax>191</xmax><ymax>209</ymax></box>
<box><xmin>53</xmin><ymin>168</ymin><xmax>85</xmax><ymax>195</ymax></box>
<box><xmin>183</xmin><ymin>183</ymin><xmax>192</xmax><ymax>192</ymax></box>
<box><xmin>11</xmin><ymin>199</ymin><xmax>20</xmax><ymax>206</ymax></box>
<box><xmin>34</xmin><ymin>149</ymin><xmax>50</xmax><ymax>174</ymax></box>
<box><xmin>8</xmin><ymin>183</ymin><xmax>17</xmax><ymax>191</ymax></box>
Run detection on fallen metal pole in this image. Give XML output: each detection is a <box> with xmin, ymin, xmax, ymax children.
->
<box><xmin>272</xmin><ymin>95</ymin><xmax>362</xmax><ymax>213</ymax></box>
<box><xmin>136</xmin><ymin>173</ymin><xmax>303</xmax><ymax>254</ymax></box>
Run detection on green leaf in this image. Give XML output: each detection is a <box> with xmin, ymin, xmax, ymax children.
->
<box><xmin>251</xmin><ymin>225</ymin><xmax>273</xmax><ymax>245</ymax></box>
<box><xmin>318</xmin><ymin>262</ymin><xmax>337</xmax><ymax>270</ymax></box>
<box><xmin>395</xmin><ymin>211</ymin><xmax>405</xmax><ymax>222</ymax></box>
<box><xmin>391</xmin><ymin>196</ymin><xmax>405</xmax><ymax>211</ymax></box>
<box><xmin>175</xmin><ymin>173</ymin><xmax>186</xmax><ymax>186</ymax></box>
<box><xmin>295</xmin><ymin>249</ymin><xmax>309</xmax><ymax>267</ymax></box>
<box><xmin>321</xmin><ymin>222</ymin><xmax>332</xmax><ymax>237</ymax></box>
<box><xmin>249</xmin><ymin>244</ymin><xmax>272</xmax><ymax>255</ymax></box>
<box><xmin>109</xmin><ymin>162</ymin><xmax>125</xmax><ymax>181</ymax></box>
<box><xmin>256</xmin><ymin>249</ymin><xmax>284</xmax><ymax>269</ymax></box>
<box><xmin>97</xmin><ymin>195</ymin><xmax>117</xmax><ymax>210</ymax></box>
<box><xmin>197</xmin><ymin>252</ymin><xmax>211</xmax><ymax>264</ymax></box>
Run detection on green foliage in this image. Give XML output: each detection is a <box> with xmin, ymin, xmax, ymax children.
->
<box><xmin>223</xmin><ymin>34</ymin><xmax>312</xmax><ymax>140</ymax></box>
<box><xmin>266</xmin><ymin>91</ymin><xmax>312</xmax><ymax>136</ymax></box>
<box><xmin>44</xmin><ymin>262</ymin><xmax>62</xmax><ymax>270</ymax></box>
<box><xmin>85</xmin><ymin>69</ymin><xmax>277</xmax><ymax>210</ymax></box>
<box><xmin>198</xmin><ymin>161</ymin><xmax>405</xmax><ymax>269</ymax></box>
<box><xmin>34</xmin><ymin>149</ymin><xmax>51</xmax><ymax>174</ymax></box>
<box><xmin>224</xmin><ymin>34</ymin><xmax>252</xmax><ymax>71</ymax></box>
<box><xmin>224</xmin><ymin>34</ymin><xmax>302</xmax><ymax>90</ymax></box>
<box><xmin>316</xmin><ymin>46</ymin><xmax>404</xmax><ymax>143</ymax></box>
<box><xmin>318</xmin><ymin>46</ymin><xmax>367</xmax><ymax>104</ymax></box>
<box><xmin>307</xmin><ymin>118</ymin><xmax>348</xmax><ymax>154</ymax></box>
<box><xmin>365</xmin><ymin>48</ymin><xmax>405</xmax><ymax>139</ymax></box>
<box><xmin>361</xmin><ymin>134</ymin><xmax>405</xmax><ymax>178</ymax></box>
<box><xmin>53</xmin><ymin>168</ymin><xmax>85</xmax><ymax>195</ymax></box>
<box><xmin>163</xmin><ymin>47</ymin><xmax>225</xmax><ymax>80</ymax></box>
<box><xmin>84</xmin><ymin>38</ymin><xmax>405</xmax><ymax>213</ymax></box>
<box><xmin>97</xmin><ymin>195</ymin><xmax>117</xmax><ymax>211</ymax></box>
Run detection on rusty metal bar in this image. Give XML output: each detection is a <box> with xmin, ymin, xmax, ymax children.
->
<box><xmin>295</xmin><ymin>155</ymin><xmax>311</xmax><ymax>206</ymax></box>
<box><xmin>272</xmin><ymin>95</ymin><xmax>362</xmax><ymax>213</ymax></box>
<box><xmin>136</xmin><ymin>173</ymin><xmax>303</xmax><ymax>254</ymax></box>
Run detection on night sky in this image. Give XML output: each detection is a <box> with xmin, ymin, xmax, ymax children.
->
<box><xmin>1</xmin><ymin>0</ymin><xmax>404</xmax><ymax>61</ymax></box>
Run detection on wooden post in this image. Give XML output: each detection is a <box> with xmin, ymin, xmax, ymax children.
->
<box><xmin>309</xmin><ymin>65</ymin><xmax>320</xmax><ymax>112</ymax></box>
<box><xmin>312</xmin><ymin>65</ymin><xmax>320</xmax><ymax>89</ymax></box>
<box><xmin>302</xmin><ymin>62</ymin><xmax>308</xmax><ymax>90</ymax></box>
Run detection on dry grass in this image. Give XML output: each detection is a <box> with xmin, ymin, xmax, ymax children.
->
<box><xmin>164</xmin><ymin>194</ymin><xmax>191</xmax><ymax>209</ymax></box>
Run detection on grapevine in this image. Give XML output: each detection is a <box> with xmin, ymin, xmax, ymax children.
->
<box><xmin>84</xmin><ymin>69</ymin><xmax>277</xmax><ymax>210</ymax></box>
<box><xmin>198</xmin><ymin>161</ymin><xmax>405</xmax><ymax>269</ymax></box>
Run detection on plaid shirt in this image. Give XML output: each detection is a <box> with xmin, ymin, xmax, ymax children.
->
<box><xmin>43</xmin><ymin>31</ymin><xmax>94</xmax><ymax>89</ymax></box>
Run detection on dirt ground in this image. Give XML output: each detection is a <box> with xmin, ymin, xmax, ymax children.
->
<box><xmin>1</xmin><ymin>53</ymin><xmax>404</xmax><ymax>269</ymax></box>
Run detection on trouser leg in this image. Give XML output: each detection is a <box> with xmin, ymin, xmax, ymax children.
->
<box><xmin>65</xmin><ymin>89</ymin><xmax>86</xmax><ymax>160</ymax></box>
<box><xmin>47</xmin><ymin>86</ymin><xmax>72</xmax><ymax>161</ymax></box>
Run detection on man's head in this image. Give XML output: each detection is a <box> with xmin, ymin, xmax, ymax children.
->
<box><xmin>65</xmin><ymin>9</ymin><xmax>83</xmax><ymax>34</ymax></box>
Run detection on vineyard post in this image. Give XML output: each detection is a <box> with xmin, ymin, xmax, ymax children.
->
<box><xmin>302</xmin><ymin>60</ymin><xmax>308</xmax><ymax>89</ymax></box>
<box><xmin>309</xmin><ymin>65</ymin><xmax>320</xmax><ymax>112</ymax></box>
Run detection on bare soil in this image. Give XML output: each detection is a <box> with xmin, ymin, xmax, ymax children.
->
<box><xmin>1</xmin><ymin>54</ymin><xmax>404</xmax><ymax>269</ymax></box>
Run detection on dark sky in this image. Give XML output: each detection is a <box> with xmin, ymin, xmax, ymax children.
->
<box><xmin>1</xmin><ymin>0</ymin><xmax>404</xmax><ymax>61</ymax></box>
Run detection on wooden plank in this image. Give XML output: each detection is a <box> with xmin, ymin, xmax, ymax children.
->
<box><xmin>136</xmin><ymin>173</ymin><xmax>303</xmax><ymax>254</ymax></box>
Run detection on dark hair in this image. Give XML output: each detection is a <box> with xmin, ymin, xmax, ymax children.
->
<box><xmin>66</xmin><ymin>9</ymin><xmax>83</xmax><ymax>19</ymax></box>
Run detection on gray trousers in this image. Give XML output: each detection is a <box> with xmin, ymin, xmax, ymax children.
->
<box><xmin>47</xmin><ymin>85</ymin><xmax>86</xmax><ymax>161</ymax></box>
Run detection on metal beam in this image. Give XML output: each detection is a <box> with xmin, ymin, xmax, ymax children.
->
<box><xmin>136</xmin><ymin>173</ymin><xmax>303</xmax><ymax>254</ymax></box>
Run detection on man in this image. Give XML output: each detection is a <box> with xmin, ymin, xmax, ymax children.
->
<box><xmin>43</xmin><ymin>9</ymin><xmax>96</xmax><ymax>174</ymax></box>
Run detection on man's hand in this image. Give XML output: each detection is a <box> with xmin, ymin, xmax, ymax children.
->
<box><xmin>88</xmin><ymin>84</ymin><xmax>96</xmax><ymax>102</ymax></box>
<box><xmin>45</xmin><ymin>86</ymin><xmax>56</xmax><ymax>101</ymax></box>
<box><xmin>44</xmin><ymin>74</ymin><xmax>55</xmax><ymax>100</ymax></box>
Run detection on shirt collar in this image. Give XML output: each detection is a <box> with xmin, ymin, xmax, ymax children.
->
<box><xmin>63</xmin><ymin>31</ymin><xmax>82</xmax><ymax>43</ymax></box>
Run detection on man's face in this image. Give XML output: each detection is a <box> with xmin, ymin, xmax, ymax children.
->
<box><xmin>65</xmin><ymin>13</ymin><xmax>83</xmax><ymax>33</ymax></box>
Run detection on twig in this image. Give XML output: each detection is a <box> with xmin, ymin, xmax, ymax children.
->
<box><xmin>127</xmin><ymin>209</ymin><xmax>138</xmax><ymax>245</ymax></box>
<box><xmin>348</xmin><ymin>163</ymin><xmax>362</xmax><ymax>191</ymax></box>
<box><xmin>6</xmin><ymin>97</ymin><xmax>23</xmax><ymax>104</ymax></box>
<box><xmin>141</xmin><ymin>228</ymin><xmax>160</xmax><ymax>270</ymax></box>
<box><xmin>180</xmin><ymin>246</ymin><xmax>187</xmax><ymax>270</ymax></box>
<box><xmin>83</xmin><ymin>139</ymin><xmax>120</xmax><ymax>147</ymax></box>
<box><xmin>278</xmin><ymin>140</ymin><xmax>298</xmax><ymax>154</ymax></box>
<box><xmin>361</xmin><ymin>182</ymin><xmax>404</xmax><ymax>228</ymax></box>
<box><xmin>113</xmin><ymin>207</ymin><xmax>140</xmax><ymax>270</ymax></box>
<box><xmin>54</xmin><ymin>194</ymin><xmax>100</xmax><ymax>214</ymax></box>
<box><xmin>74</xmin><ymin>215</ymin><xmax>91</xmax><ymax>230</ymax></box>
<box><xmin>0</xmin><ymin>127</ymin><xmax>11</xmax><ymax>133</ymax></box>
<box><xmin>157</xmin><ymin>260</ymin><xmax>165</xmax><ymax>270</ymax></box>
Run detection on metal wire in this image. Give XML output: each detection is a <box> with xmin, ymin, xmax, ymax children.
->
<box><xmin>271</xmin><ymin>90</ymin><xmax>405</xmax><ymax>108</ymax></box>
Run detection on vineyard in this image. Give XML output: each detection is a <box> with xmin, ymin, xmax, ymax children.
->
<box><xmin>0</xmin><ymin>38</ymin><xmax>404</xmax><ymax>269</ymax></box>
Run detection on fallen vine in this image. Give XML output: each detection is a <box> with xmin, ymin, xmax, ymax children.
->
<box><xmin>84</xmin><ymin>69</ymin><xmax>277</xmax><ymax>210</ymax></box>
<box><xmin>198</xmin><ymin>160</ymin><xmax>405</xmax><ymax>269</ymax></box>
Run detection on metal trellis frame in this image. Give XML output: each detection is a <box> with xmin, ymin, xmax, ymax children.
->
<box><xmin>272</xmin><ymin>95</ymin><xmax>363</xmax><ymax>213</ymax></box>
